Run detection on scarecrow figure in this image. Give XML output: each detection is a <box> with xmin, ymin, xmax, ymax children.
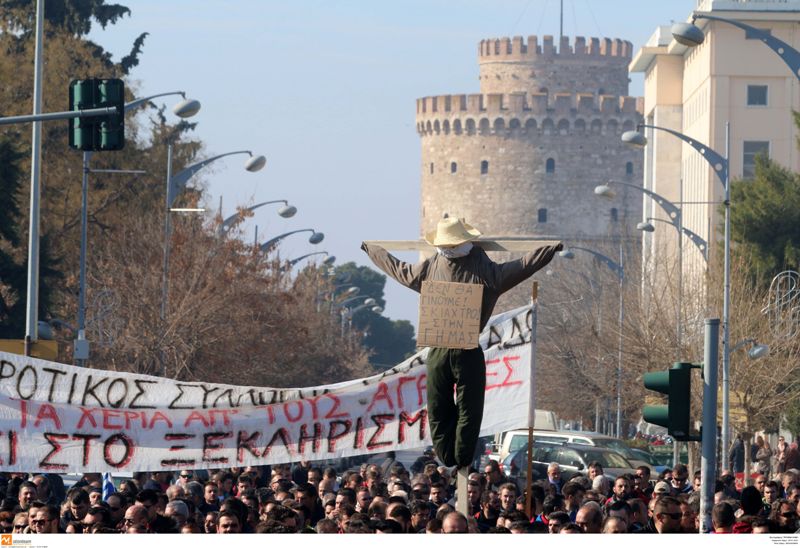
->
<box><xmin>361</xmin><ymin>215</ymin><xmax>562</xmax><ymax>467</ymax></box>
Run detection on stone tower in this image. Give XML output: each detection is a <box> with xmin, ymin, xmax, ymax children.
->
<box><xmin>416</xmin><ymin>35</ymin><xmax>643</xmax><ymax>247</ymax></box>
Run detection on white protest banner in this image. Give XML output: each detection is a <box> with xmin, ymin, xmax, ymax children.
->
<box><xmin>0</xmin><ymin>305</ymin><xmax>535</xmax><ymax>472</ymax></box>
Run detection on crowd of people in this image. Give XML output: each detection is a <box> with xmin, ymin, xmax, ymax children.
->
<box><xmin>1</xmin><ymin>447</ymin><xmax>798</xmax><ymax>534</ymax></box>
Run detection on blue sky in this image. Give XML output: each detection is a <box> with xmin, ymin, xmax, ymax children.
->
<box><xmin>88</xmin><ymin>0</ymin><xmax>697</xmax><ymax>327</ymax></box>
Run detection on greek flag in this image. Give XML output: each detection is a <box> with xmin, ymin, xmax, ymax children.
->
<box><xmin>102</xmin><ymin>472</ymin><xmax>116</xmax><ymax>501</ymax></box>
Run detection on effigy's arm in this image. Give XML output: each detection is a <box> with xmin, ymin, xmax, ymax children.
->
<box><xmin>363</xmin><ymin>237</ymin><xmax>560</xmax><ymax>253</ymax></box>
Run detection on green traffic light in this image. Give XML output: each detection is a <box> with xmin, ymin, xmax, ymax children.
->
<box><xmin>68</xmin><ymin>78</ymin><xmax>125</xmax><ymax>151</ymax></box>
<box><xmin>642</xmin><ymin>362</ymin><xmax>699</xmax><ymax>441</ymax></box>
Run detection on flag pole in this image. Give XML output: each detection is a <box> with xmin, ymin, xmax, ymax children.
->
<box><xmin>525</xmin><ymin>282</ymin><xmax>538</xmax><ymax>518</ymax></box>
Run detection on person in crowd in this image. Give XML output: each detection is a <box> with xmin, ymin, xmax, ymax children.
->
<box><xmin>442</xmin><ymin>511</ymin><xmax>468</xmax><ymax>533</ymax></box>
<box><xmin>754</xmin><ymin>436</ymin><xmax>773</xmax><ymax>477</ymax></box>
<box><xmin>771</xmin><ymin>499</ymin><xmax>799</xmax><ymax>533</ymax></box>
<box><xmin>483</xmin><ymin>461</ymin><xmax>506</xmax><ymax>492</ymax></box>
<box><xmin>546</xmin><ymin>463</ymin><xmax>564</xmax><ymax>493</ymax></box>
<box><xmin>587</xmin><ymin>462</ymin><xmax>604</xmax><ymax>482</ymax></box>
<box><xmin>562</xmin><ymin>482</ymin><xmax>584</xmax><ymax>522</ymax></box>
<box><xmin>652</xmin><ymin>496</ymin><xmax>683</xmax><ymax>534</ymax></box>
<box><xmin>764</xmin><ymin>480</ymin><xmax>781</xmax><ymax>508</ymax></box>
<box><xmin>216</xmin><ymin>510</ymin><xmax>241</xmax><ymax>534</ymax></box>
<box><xmin>712</xmin><ymin>501</ymin><xmax>735</xmax><ymax>533</ymax></box>
<box><xmin>498</xmin><ymin>483</ymin><xmax>517</xmax><ymax>515</ymax></box>
<box><xmin>575</xmin><ymin>501</ymin><xmax>603</xmax><ymax>533</ymax></box>
<box><xmin>602</xmin><ymin>515</ymin><xmax>627</xmax><ymax>534</ymax></box>
<box><xmin>729</xmin><ymin>434</ymin><xmax>745</xmax><ymax>474</ymax></box>
<box><xmin>30</xmin><ymin>505</ymin><xmax>60</xmax><ymax>534</ymax></box>
<box><xmin>679</xmin><ymin>498</ymin><xmax>698</xmax><ymax>534</ymax></box>
<box><xmin>671</xmin><ymin>464</ymin><xmax>692</xmax><ymax>495</ymax></box>
<box><xmin>606</xmin><ymin>476</ymin><xmax>632</xmax><ymax>506</ymax></box>
<box><xmin>776</xmin><ymin>436</ymin><xmax>789</xmax><ymax>475</ymax></box>
<box><xmin>633</xmin><ymin>466</ymin><xmax>652</xmax><ymax>498</ymax></box>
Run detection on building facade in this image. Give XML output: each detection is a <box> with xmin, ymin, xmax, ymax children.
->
<box><xmin>631</xmin><ymin>0</ymin><xmax>800</xmax><ymax>304</ymax></box>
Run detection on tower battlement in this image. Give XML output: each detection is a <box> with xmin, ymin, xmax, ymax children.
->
<box><xmin>478</xmin><ymin>35</ymin><xmax>633</xmax><ymax>62</ymax></box>
<box><xmin>416</xmin><ymin>92</ymin><xmax>640</xmax><ymax>120</ymax></box>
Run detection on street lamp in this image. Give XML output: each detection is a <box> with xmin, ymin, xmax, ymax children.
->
<box><xmin>161</xmin><ymin>146</ymin><xmax>266</xmax><ymax>375</ymax></box>
<box><xmin>637</xmin><ymin>218</ymin><xmax>708</xmax><ymax>261</ymax></box>
<box><xmin>559</xmin><ymin>245</ymin><xmax>625</xmax><ymax>438</ymax></box>
<box><xmin>217</xmin><ymin>199</ymin><xmax>297</xmax><ymax>236</ymax></box>
<box><xmin>75</xmin><ymin>91</ymin><xmax>200</xmax><ymax>365</ymax></box>
<box><xmin>620</xmin><ymin>120</ymin><xmax>733</xmax><ymax>470</ymax></box>
<box><xmin>671</xmin><ymin>14</ymin><xmax>800</xmax><ymax>469</ymax></box>
<box><xmin>731</xmin><ymin>338</ymin><xmax>769</xmax><ymax>360</ymax></box>
<box><xmin>286</xmin><ymin>251</ymin><xmax>335</xmax><ymax>268</ymax></box>
<box><xmin>673</xmin><ymin>15</ymin><xmax>800</xmax><ymax>80</ymax></box>
<box><xmin>341</xmin><ymin>299</ymin><xmax>382</xmax><ymax>337</ymax></box>
<box><xmin>259</xmin><ymin>229</ymin><xmax>324</xmax><ymax>253</ymax></box>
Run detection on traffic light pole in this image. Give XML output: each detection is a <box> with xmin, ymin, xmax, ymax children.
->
<box><xmin>700</xmin><ymin>318</ymin><xmax>720</xmax><ymax>534</ymax></box>
<box><xmin>0</xmin><ymin>107</ymin><xmax>118</xmax><ymax>126</ymax></box>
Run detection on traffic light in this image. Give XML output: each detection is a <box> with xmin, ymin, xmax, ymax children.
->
<box><xmin>643</xmin><ymin>362</ymin><xmax>700</xmax><ymax>441</ymax></box>
<box><xmin>68</xmin><ymin>78</ymin><xmax>125</xmax><ymax>151</ymax></box>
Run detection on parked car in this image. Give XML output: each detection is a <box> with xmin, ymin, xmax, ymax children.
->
<box><xmin>502</xmin><ymin>441</ymin><xmax>636</xmax><ymax>484</ymax></box>
<box><xmin>627</xmin><ymin>447</ymin><xmax>668</xmax><ymax>474</ymax></box>
<box><xmin>489</xmin><ymin>429</ymin><xmax>651</xmax><ymax>469</ymax></box>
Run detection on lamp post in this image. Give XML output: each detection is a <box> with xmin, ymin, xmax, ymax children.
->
<box><xmin>259</xmin><ymin>229</ymin><xmax>324</xmax><ymax>253</ymax></box>
<box><xmin>636</xmin><ymin>218</ymin><xmax>708</xmax><ymax>262</ymax></box>
<box><xmin>560</xmin><ymin>245</ymin><xmax>625</xmax><ymax>438</ymax></box>
<box><xmin>75</xmin><ymin>92</ymin><xmax>199</xmax><ymax>366</ymax></box>
<box><xmin>23</xmin><ymin>0</ymin><xmax>45</xmax><ymax>356</ymax></box>
<box><xmin>673</xmin><ymin>15</ymin><xmax>800</xmax><ymax>80</ymax></box>
<box><xmin>546</xmin><ymin>266</ymin><xmax>606</xmax><ymax>433</ymax></box>
<box><xmin>161</xmin><ymin>147</ymin><xmax>266</xmax><ymax>375</ymax></box>
<box><xmin>287</xmin><ymin>251</ymin><xmax>335</xmax><ymax>269</ymax></box>
<box><xmin>341</xmin><ymin>299</ymin><xmax>382</xmax><ymax>338</ymax></box>
<box><xmin>619</xmin><ymin>121</ymin><xmax>731</xmax><ymax>469</ymax></box>
<box><xmin>217</xmin><ymin>199</ymin><xmax>296</xmax><ymax>236</ymax></box>
<box><xmin>672</xmin><ymin>10</ymin><xmax>800</xmax><ymax>476</ymax></box>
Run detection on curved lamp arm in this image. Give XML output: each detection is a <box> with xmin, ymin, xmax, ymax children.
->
<box><xmin>169</xmin><ymin>150</ymin><xmax>258</xmax><ymax>208</ymax></box>
<box><xmin>639</xmin><ymin>123</ymin><xmax>728</xmax><ymax>188</ymax></box>
<box><xmin>336</xmin><ymin>295</ymin><xmax>376</xmax><ymax>309</ymax></box>
<box><xmin>124</xmin><ymin>91</ymin><xmax>186</xmax><ymax>113</ymax></box>
<box><xmin>646</xmin><ymin>217</ymin><xmax>709</xmax><ymax>261</ymax></box>
<box><xmin>218</xmin><ymin>200</ymin><xmax>294</xmax><ymax>235</ymax></box>
<box><xmin>561</xmin><ymin>246</ymin><xmax>623</xmax><ymax>279</ymax></box>
<box><xmin>693</xmin><ymin>14</ymin><xmax>800</xmax><ymax>83</ymax></box>
<box><xmin>288</xmin><ymin>251</ymin><xmax>334</xmax><ymax>267</ymax></box>
<box><xmin>260</xmin><ymin>229</ymin><xmax>323</xmax><ymax>253</ymax></box>
<box><xmin>597</xmin><ymin>180</ymin><xmax>682</xmax><ymax>224</ymax></box>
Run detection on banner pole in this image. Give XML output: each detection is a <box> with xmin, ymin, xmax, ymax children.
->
<box><xmin>525</xmin><ymin>282</ymin><xmax>538</xmax><ymax>518</ymax></box>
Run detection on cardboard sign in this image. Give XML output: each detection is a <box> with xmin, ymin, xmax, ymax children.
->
<box><xmin>418</xmin><ymin>281</ymin><xmax>483</xmax><ymax>349</ymax></box>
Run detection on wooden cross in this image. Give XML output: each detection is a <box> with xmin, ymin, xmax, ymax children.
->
<box><xmin>364</xmin><ymin>237</ymin><xmax>559</xmax><ymax>252</ymax></box>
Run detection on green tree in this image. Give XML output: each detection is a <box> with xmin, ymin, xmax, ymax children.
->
<box><xmin>729</xmin><ymin>154</ymin><xmax>800</xmax><ymax>280</ymax></box>
<box><xmin>332</xmin><ymin>262</ymin><xmax>417</xmax><ymax>369</ymax></box>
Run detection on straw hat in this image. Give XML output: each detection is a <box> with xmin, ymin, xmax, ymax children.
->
<box><xmin>424</xmin><ymin>214</ymin><xmax>481</xmax><ymax>247</ymax></box>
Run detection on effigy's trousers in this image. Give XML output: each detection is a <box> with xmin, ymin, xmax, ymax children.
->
<box><xmin>426</xmin><ymin>346</ymin><xmax>485</xmax><ymax>467</ymax></box>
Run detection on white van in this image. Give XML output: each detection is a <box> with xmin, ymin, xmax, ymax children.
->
<box><xmin>487</xmin><ymin>410</ymin><xmax>557</xmax><ymax>461</ymax></box>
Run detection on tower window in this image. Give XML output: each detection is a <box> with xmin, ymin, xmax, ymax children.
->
<box><xmin>610</xmin><ymin>208</ymin><xmax>618</xmax><ymax>222</ymax></box>
<box><xmin>625</xmin><ymin>161</ymin><xmax>633</xmax><ymax>176</ymax></box>
<box><xmin>538</xmin><ymin>208</ymin><xmax>548</xmax><ymax>223</ymax></box>
<box><xmin>546</xmin><ymin>158</ymin><xmax>555</xmax><ymax>174</ymax></box>
<box><xmin>430</xmin><ymin>163</ymin><xmax>434</xmax><ymax>174</ymax></box>
<box><xmin>480</xmin><ymin>160</ymin><xmax>489</xmax><ymax>175</ymax></box>
<box><xmin>450</xmin><ymin>162</ymin><xmax>457</xmax><ymax>174</ymax></box>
